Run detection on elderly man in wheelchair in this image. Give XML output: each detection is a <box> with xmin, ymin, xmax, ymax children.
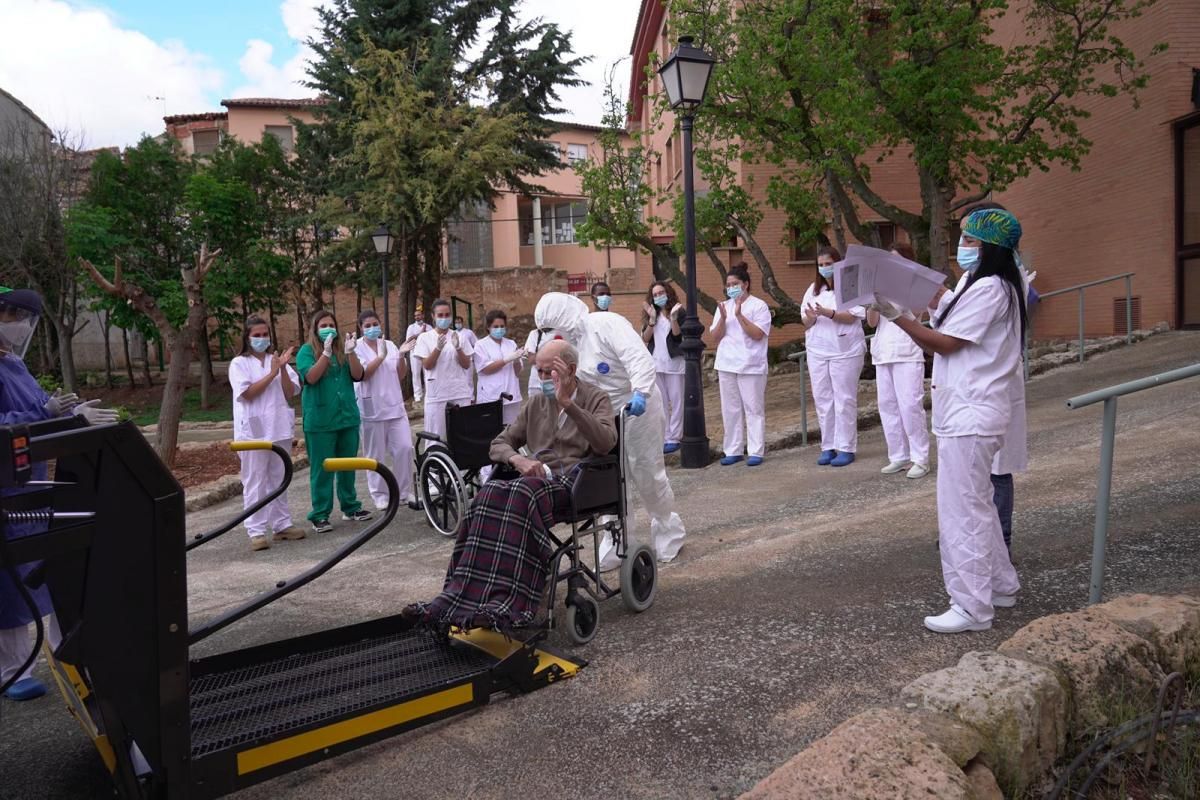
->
<box><xmin>406</xmin><ymin>339</ymin><xmax>658</xmax><ymax>643</ymax></box>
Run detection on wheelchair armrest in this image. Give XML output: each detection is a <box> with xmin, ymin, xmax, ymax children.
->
<box><xmin>416</xmin><ymin>432</ymin><xmax>443</xmax><ymax>443</ymax></box>
<box><xmin>569</xmin><ymin>455</ymin><xmax>622</xmax><ymax>518</ymax></box>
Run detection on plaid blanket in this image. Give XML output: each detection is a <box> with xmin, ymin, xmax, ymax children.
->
<box><xmin>416</xmin><ymin>475</ymin><xmax>573</xmax><ymax>631</ymax></box>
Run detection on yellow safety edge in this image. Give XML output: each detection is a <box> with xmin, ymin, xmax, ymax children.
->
<box><xmin>44</xmin><ymin>646</ymin><xmax>117</xmax><ymax>775</ymax></box>
<box><xmin>236</xmin><ymin>683</ymin><xmax>473</xmax><ymax>775</ymax></box>
<box><xmin>450</xmin><ymin>627</ymin><xmax>583</xmax><ymax>679</ymax></box>
<box><xmin>323</xmin><ymin>457</ymin><xmax>378</xmax><ymax>472</ymax></box>
<box><xmin>229</xmin><ymin>441</ymin><xmax>274</xmax><ymax>452</ymax></box>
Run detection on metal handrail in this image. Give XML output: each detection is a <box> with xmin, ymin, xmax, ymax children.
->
<box><xmin>1066</xmin><ymin>361</ymin><xmax>1200</xmax><ymax>604</ymax></box>
<box><xmin>1036</xmin><ymin>272</ymin><xmax>1135</xmax><ymax>365</ymax></box>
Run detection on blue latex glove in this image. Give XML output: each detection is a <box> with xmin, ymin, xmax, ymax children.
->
<box><xmin>627</xmin><ymin>391</ymin><xmax>647</xmax><ymax>417</ymax></box>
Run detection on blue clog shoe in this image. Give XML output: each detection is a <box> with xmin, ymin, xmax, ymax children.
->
<box><xmin>663</xmin><ymin>442</ymin><xmax>681</xmax><ymax>454</ymax></box>
<box><xmin>719</xmin><ymin>455</ymin><xmax>744</xmax><ymax>466</ymax></box>
<box><xmin>747</xmin><ymin>456</ymin><xmax>764</xmax><ymax>467</ymax></box>
<box><xmin>817</xmin><ymin>449</ymin><xmax>836</xmax><ymax>466</ymax></box>
<box><xmin>830</xmin><ymin>452</ymin><xmax>856</xmax><ymax>467</ymax></box>
<box><xmin>4</xmin><ymin>677</ymin><xmax>47</xmax><ymax>701</ymax></box>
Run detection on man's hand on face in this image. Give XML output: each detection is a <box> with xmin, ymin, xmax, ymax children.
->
<box><xmin>551</xmin><ymin>357</ymin><xmax>574</xmax><ymax>409</ymax></box>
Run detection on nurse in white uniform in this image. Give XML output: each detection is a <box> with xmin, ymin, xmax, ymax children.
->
<box><xmin>535</xmin><ymin>292</ymin><xmax>687</xmax><ymax>565</ymax></box>
<box><xmin>474</xmin><ymin>309</ymin><xmax>524</xmax><ymax>425</ymax></box>
<box><xmin>228</xmin><ymin>315</ymin><xmax>303</xmax><ymax>551</ymax></box>
<box><xmin>413</xmin><ymin>298</ymin><xmax>475</xmax><ymax>440</ymax></box>
<box><xmin>405</xmin><ymin>309</ymin><xmax>430</xmax><ymax>404</ymax></box>
<box><xmin>802</xmin><ymin>247</ymin><xmax>867</xmax><ymax>467</ymax></box>
<box><xmin>868</xmin><ymin>243</ymin><xmax>930</xmax><ymax>479</ymax></box>
<box><xmin>640</xmin><ymin>281</ymin><xmax>686</xmax><ymax>454</ymax></box>
<box><xmin>883</xmin><ymin>208</ymin><xmax>1026</xmax><ymax>633</ymax></box>
<box><xmin>710</xmin><ymin>264</ymin><xmax>772</xmax><ymax>466</ymax></box>
<box><xmin>354</xmin><ymin>309</ymin><xmax>418</xmax><ymax>510</ymax></box>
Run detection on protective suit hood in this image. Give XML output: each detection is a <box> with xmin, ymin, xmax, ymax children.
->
<box><xmin>534</xmin><ymin>293</ymin><xmax>589</xmax><ymax>346</ymax></box>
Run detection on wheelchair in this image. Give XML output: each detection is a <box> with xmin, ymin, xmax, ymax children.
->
<box><xmin>415</xmin><ymin>395</ymin><xmax>510</xmax><ymax>536</ymax></box>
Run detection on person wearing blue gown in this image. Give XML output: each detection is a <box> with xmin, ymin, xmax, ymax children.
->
<box><xmin>0</xmin><ymin>287</ymin><xmax>116</xmax><ymax>700</ymax></box>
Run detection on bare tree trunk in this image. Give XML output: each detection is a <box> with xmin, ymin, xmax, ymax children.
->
<box><xmin>97</xmin><ymin>309</ymin><xmax>114</xmax><ymax>388</ymax></box>
<box><xmin>158</xmin><ymin>332</ymin><xmax>191</xmax><ymax>466</ymax></box>
<box><xmin>918</xmin><ymin>167</ymin><xmax>952</xmax><ymax>274</ymax></box>
<box><xmin>141</xmin><ymin>337</ymin><xmax>154</xmax><ymax>387</ymax></box>
<box><xmin>121</xmin><ymin>326</ymin><xmax>137</xmax><ymax>387</ymax></box>
<box><xmin>198</xmin><ymin>325</ymin><xmax>213</xmax><ymax>410</ymax></box>
<box><xmin>47</xmin><ymin>315</ymin><xmax>79</xmax><ymax>393</ymax></box>
<box><xmin>267</xmin><ymin>296</ymin><xmax>279</xmax><ymax>347</ymax></box>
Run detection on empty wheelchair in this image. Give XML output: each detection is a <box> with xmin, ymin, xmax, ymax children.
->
<box><xmin>416</xmin><ymin>395</ymin><xmax>509</xmax><ymax>536</ymax></box>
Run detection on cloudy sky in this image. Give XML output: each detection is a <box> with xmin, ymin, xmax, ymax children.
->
<box><xmin>0</xmin><ymin>0</ymin><xmax>644</xmax><ymax>148</ymax></box>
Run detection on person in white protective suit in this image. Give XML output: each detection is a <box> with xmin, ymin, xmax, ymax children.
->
<box><xmin>534</xmin><ymin>293</ymin><xmax>686</xmax><ymax>566</ymax></box>
<box><xmin>880</xmin><ymin>207</ymin><xmax>1026</xmax><ymax>634</ymax></box>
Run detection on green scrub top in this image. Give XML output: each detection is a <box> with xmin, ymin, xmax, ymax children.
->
<box><xmin>296</xmin><ymin>343</ymin><xmax>361</xmax><ymax>433</ymax></box>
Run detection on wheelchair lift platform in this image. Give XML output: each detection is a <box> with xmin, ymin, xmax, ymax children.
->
<box><xmin>187</xmin><ymin>617</ymin><xmax>581</xmax><ymax>796</ymax></box>
<box><xmin>0</xmin><ymin>419</ymin><xmax>583</xmax><ymax>799</ymax></box>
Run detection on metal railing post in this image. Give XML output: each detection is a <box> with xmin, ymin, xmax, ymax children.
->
<box><xmin>1088</xmin><ymin>396</ymin><xmax>1119</xmax><ymax>604</ymax></box>
<box><xmin>1124</xmin><ymin>275</ymin><xmax>1133</xmax><ymax>344</ymax></box>
<box><xmin>1078</xmin><ymin>289</ymin><xmax>1086</xmax><ymax>364</ymax></box>
<box><xmin>799</xmin><ymin>355</ymin><xmax>808</xmax><ymax>446</ymax></box>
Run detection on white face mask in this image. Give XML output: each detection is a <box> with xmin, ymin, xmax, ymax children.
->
<box><xmin>957</xmin><ymin>241</ymin><xmax>981</xmax><ymax>273</ymax></box>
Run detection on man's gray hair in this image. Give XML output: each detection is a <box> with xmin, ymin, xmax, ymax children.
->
<box><xmin>558</xmin><ymin>342</ymin><xmax>578</xmax><ymax>366</ymax></box>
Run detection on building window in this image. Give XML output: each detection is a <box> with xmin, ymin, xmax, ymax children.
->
<box><xmin>566</xmin><ymin>143</ymin><xmax>588</xmax><ymax>165</ymax></box>
<box><xmin>549</xmin><ymin>200</ymin><xmax>587</xmax><ymax>244</ymax></box>
<box><xmin>790</xmin><ymin>228</ymin><xmax>820</xmax><ymax>262</ymax></box>
<box><xmin>868</xmin><ymin>221</ymin><xmax>897</xmax><ymax>250</ymax></box>
<box><xmin>665</xmin><ymin>137</ymin><xmax>674</xmax><ymax>185</ymax></box>
<box><xmin>655</xmin><ymin>155</ymin><xmax>663</xmax><ymax>192</ymax></box>
<box><xmin>265</xmin><ymin>125</ymin><xmax>294</xmax><ymax>153</ymax></box>
<box><xmin>446</xmin><ymin>201</ymin><xmax>493</xmax><ymax>271</ymax></box>
<box><xmin>192</xmin><ymin>129</ymin><xmax>220</xmax><ymax>156</ymax></box>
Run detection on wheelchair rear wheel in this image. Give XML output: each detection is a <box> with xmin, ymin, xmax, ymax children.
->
<box><xmin>418</xmin><ymin>449</ymin><xmax>467</xmax><ymax>537</ymax></box>
<box><xmin>564</xmin><ymin>595</ymin><xmax>599</xmax><ymax>645</ymax></box>
<box><xmin>620</xmin><ymin>543</ymin><xmax>657</xmax><ymax>613</ymax></box>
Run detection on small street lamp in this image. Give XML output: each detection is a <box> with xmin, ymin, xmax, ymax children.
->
<box><xmin>659</xmin><ymin>36</ymin><xmax>716</xmax><ymax>469</ymax></box>
<box><xmin>371</xmin><ymin>223</ymin><xmax>394</xmax><ymax>340</ymax></box>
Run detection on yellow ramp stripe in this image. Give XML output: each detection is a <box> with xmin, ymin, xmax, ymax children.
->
<box><xmin>236</xmin><ymin>683</ymin><xmax>473</xmax><ymax>775</ymax></box>
<box><xmin>450</xmin><ymin>628</ymin><xmax>582</xmax><ymax>679</ymax></box>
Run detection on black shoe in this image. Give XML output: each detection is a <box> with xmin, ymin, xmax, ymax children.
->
<box><xmin>342</xmin><ymin>510</ymin><xmax>373</xmax><ymax>522</ymax></box>
<box><xmin>312</xmin><ymin>518</ymin><xmax>333</xmax><ymax>533</ymax></box>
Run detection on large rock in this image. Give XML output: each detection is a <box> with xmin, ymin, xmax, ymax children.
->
<box><xmin>901</xmin><ymin>650</ymin><xmax>1066</xmax><ymax>795</ymax></box>
<box><xmin>740</xmin><ymin>708</ymin><xmax>983</xmax><ymax>800</ymax></box>
<box><xmin>963</xmin><ymin>761</ymin><xmax>1003</xmax><ymax>800</ymax></box>
<box><xmin>997</xmin><ymin>609</ymin><xmax>1164</xmax><ymax>732</ymax></box>
<box><xmin>1094</xmin><ymin>593</ymin><xmax>1200</xmax><ymax>675</ymax></box>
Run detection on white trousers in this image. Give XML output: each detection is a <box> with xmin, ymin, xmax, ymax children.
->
<box><xmin>808</xmin><ymin>353</ymin><xmax>863</xmax><ymax>453</ymax></box>
<box><xmin>1</xmin><ymin>615</ymin><xmax>61</xmax><ymax>684</ymax></box>
<box><xmin>656</xmin><ymin>371</ymin><xmax>685</xmax><ymax>445</ymax></box>
<box><xmin>876</xmin><ymin>362</ymin><xmax>930</xmax><ymax>465</ymax></box>
<box><xmin>410</xmin><ymin>354</ymin><xmax>425</xmax><ymax>401</ymax></box>
<box><xmin>362</xmin><ymin>417</ymin><xmax>416</xmax><ymax>508</ymax></box>
<box><xmin>599</xmin><ymin>388</ymin><xmax>686</xmax><ymax>562</ymax></box>
<box><xmin>937</xmin><ymin>434</ymin><xmax>1020</xmax><ymax>623</ymax></box>
<box><xmin>422</xmin><ymin>396</ymin><xmax>472</xmax><ymax>441</ymax></box>
<box><xmin>718</xmin><ymin>371</ymin><xmax>767</xmax><ymax>458</ymax></box>
<box><xmin>240</xmin><ymin>439</ymin><xmax>294</xmax><ymax>537</ymax></box>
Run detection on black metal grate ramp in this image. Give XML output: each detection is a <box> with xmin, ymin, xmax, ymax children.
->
<box><xmin>189</xmin><ymin>628</ymin><xmax>495</xmax><ymax>758</ymax></box>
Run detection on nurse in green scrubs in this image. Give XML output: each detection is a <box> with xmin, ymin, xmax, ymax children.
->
<box><xmin>296</xmin><ymin>310</ymin><xmax>373</xmax><ymax>532</ymax></box>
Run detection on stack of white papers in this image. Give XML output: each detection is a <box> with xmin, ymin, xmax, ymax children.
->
<box><xmin>833</xmin><ymin>245</ymin><xmax>947</xmax><ymax>313</ymax></box>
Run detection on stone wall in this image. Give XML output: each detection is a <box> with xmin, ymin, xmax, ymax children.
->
<box><xmin>742</xmin><ymin>593</ymin><xmax>1200</xmax><ymax>799</ymax></box>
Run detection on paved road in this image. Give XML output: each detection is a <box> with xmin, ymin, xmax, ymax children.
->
<box><xmin>2</xmin><ymin>332</ymin><xmax>1199</xmax><ymax>799</ymax></box>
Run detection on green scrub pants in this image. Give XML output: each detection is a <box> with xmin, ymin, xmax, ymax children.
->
<box><xmin>305</xmin><ymin>426</ymin><xmax>363</xmax><ymax>522</ymax></box>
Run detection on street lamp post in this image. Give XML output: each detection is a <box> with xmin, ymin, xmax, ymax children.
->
<box><xmin>659</xmin><ymin>36</ymin><xmax>716</xmax><ymax>469</ymax></box>
<box><xmin>371</xmin><ymin>223</ymin><xmax>394</xmax><ymax>340</ymax></box>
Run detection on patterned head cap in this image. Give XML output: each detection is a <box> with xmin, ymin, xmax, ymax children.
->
<box><xmin>962</xmin><ymin>208</ymin><xmax>1022</xmax><ymax>251</ymax></box>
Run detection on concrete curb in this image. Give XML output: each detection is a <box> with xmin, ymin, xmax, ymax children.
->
<box><xmin>741</xmin><ymin>591</ymin><xmax>1200</xmax><ymax>799</ymax></box>
<box><xmin>184</xmin><ymin>451</ymin><xmax>310</xmax><ymax>512</ymax></box>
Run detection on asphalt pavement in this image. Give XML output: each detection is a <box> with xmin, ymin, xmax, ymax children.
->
<box><xmin>2</xmin><ymin>332</ymin><xmax>1199</xmax><ymax>800</ymax></box>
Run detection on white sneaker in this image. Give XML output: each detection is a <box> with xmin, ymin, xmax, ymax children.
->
<box><xmin>906</xmin><ymin>463</ymin><xmax>930</xmax><ymax>479</ymax></box>
<box><xmin>924</xmin><ymin>605</ymin><xmax>990</xmax><ymax>633</ymax></box>
<box><xmin>993</xmin><ymin>593</ymin><xmax>1018</xmax><ymax>608</ymax></box>
<box><xmin>881</xmin><ymin>461</ymin><xmax>909</xmax><ymax>475</ymax></box>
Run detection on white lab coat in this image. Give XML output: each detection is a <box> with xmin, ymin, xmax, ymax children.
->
<box><xmin>535</xmin><ymin>293</ymin><xmax>686</xmax><ymax>561</ymax></box>
<box><xmin>354</xmin><ymin>338</ymin><xmax>416</xmax><ymax>507</ymax></box>
<box><xmin>413</xmin><ymin>329</ymin><xmax>474</xmax><ymax>439</ymax></box>
<box><xmin>803</xmin><ymin>284</ymin><xmax>866</xmax><ymax>453</ymax></box>
<box><xmin>871</xmin><ymin>315</ymin><xmax>929</xmax><ymax>466</ymax></box>
<box><xmin>710</xmin><ymin>294</ymin><xmax>772</xmax><ymax>458</ymax></box>
<box><xmin>229</xmin><ymin>353</ymin><xmax>300</xmax><ymax>537</ymax></box>
<box><xmin>473</xmin><ymin>334</ymin><xmax>523</xmax><ymax>424</ymax></box>
<box><xmin>406</xmin><ymin>321</ymin><xmax>430</xmax><ymax>401</ymax></box>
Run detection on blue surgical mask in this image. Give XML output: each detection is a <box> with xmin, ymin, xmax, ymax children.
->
<box><xmin>540</xmin><ymin>379</ymin><xmax>556</xmax><ymax>397</ymax></box>
<box><xmin>454</xmin><ymin>323</ymin><xmax>463</xmax><ymax>331</ymax></box>
<box><xmin>818</xmin><ymin>266</ymin><xmax>834</xmax><ymax>280</ymax></box>
<box><xmin>490</xmin><ymin>327</ymin><xmax>506</xmax><ymax>340</ymax></box>
<box><xmin>363</xmin><ymin>326</ymin><xmax>382</xmax><ymax>340</ymax></box>
<box><xmin>726</xmin><ymin>286</ymin><xmax>743</xmax><ymax>300</ymax></box>
<box><xmin>249</xmin><ymin>336</ymin><xmax>271</xmax><ymax>353</ymax></box>
<box><xmin>595</xmin><ymin>294</ymin><xmax>612</xmax><ymax>311</ymax></box>
<box><xmin>318</xmin><ymin>327</ymin><xmax>337</xmax><ymax>341</ymax></box>
<box><xmin>653</xmin><ymin>295</ymin><xmax>667</xmax><ymax>307</ymax></box>
<box><xmin>435</xmin><ymin>317</ymin><xmax>451</xmax><ymax>330</ymax></box>
<box><xmin>957</xmin><ymin>244</ymin><xmax>981</xmax><ymax>273</ymax></box>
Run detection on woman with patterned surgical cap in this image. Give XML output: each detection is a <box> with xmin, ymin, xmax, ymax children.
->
<box><xmin>879</xmin><ymin>209</ymin><xmax>1026</xmax><ymax>634</ymax></box>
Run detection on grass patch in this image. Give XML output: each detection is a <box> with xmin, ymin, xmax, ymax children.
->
<box><xmin>128</xmin><ymin>386</ymin><xmax>234</xmax><ymax>426</ymax></box>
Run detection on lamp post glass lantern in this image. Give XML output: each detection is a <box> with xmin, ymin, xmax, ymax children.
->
<box><xmin>658</xmin><ymin>36</ymin><xmax>715</xmax><ymax>469</ymax></box>
<box><xmin>371</xmin><ymin>223</ymin><xmax>394</xmax><ymax>340</ymax></box>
